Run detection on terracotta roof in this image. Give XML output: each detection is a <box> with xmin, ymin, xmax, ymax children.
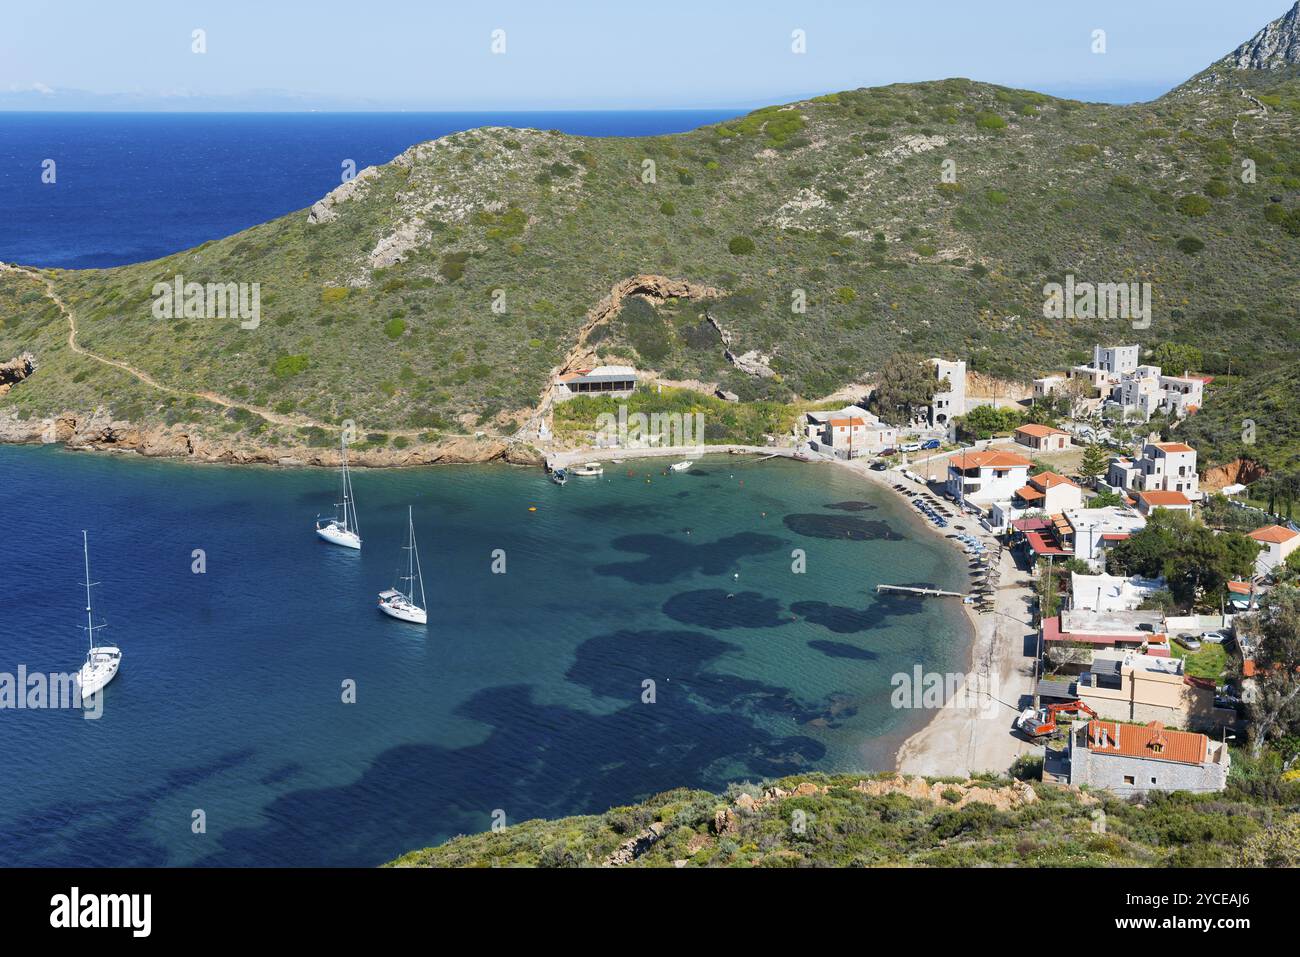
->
<box><xmin>1042</xmin><ymin>617</ymin><xmax>1144</xmax><ymax>645</ymax></box>
<box><xmin>1024</xmin><ymin>531</ymin><xmax>1070</xmax><ymax>556</ymax></box>
<box><xmin>950</xmin><ymin>450</ymin><xmax>1033</xmax><ymax>470</ymax></box>
<box><xmin>1154</xmin><ymin>442</ymin><xmax>1196</xmax><ymax>454</ymax></box>
<box><xmin>1249</xmin><ymin>525</ymin><xmax>1300</xmax><ymax>545</ymax></box>
<box><xmin>828</xmin><ymin>417</ymin><xmax>867</xmax><ymax>428</ymax></box>
<box><xmin>1085</xmin><ymin>720</ymin><xmax>1209</xmax><ymax>765</ymax></box>
<box><xmin>1032</xmin><ymin>471</ymin><xmax>1078</xmax><ymax>490</ymax></box>
<box><xmin>1137</xmin><ymin>490</ymin><xmax>1191</xmax><ymax>507</ymax></box>
<box><xmin>1015</xmin><ymin>423</ymin><xmax>1069</xmax><ymax>438</ymax></box>
<box><xmin>1227</xmin><ymin>580</ymin><xmax>1253</xmax><ymax>595</ymax></box>
<box><xmin>1015</xmin><ymin>486</ymin><xmax>1045</xmax><ymax>501</ymax></box>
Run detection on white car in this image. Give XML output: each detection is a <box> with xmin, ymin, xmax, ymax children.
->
<box><xmin>1200</xmin><ymin>631</ymin><xmax>1229</xmax><ymax>644</ymax></box>
<box><xmin>899</xmin><ymin>442</ymin><xmax>921</xmax><ymax>453</ymax></box>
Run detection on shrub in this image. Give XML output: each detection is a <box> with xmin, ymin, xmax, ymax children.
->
<box><xmin>728</xmin><ymin>236</ymin><xmax>755</xmax><ymax>255</ymax></box>
<box><xmin>974</xmin><ymin>112</ymin><xmax>1007</xmax><ymax>130</ymax></box>
<box><xmin>271</xmin><ymin>355</ymin><xmax>309</xmax><ymax>378</ymax></box>
<box><xmin>659</xmin><ymin>201</ymin><xmax>676</xmax><ymax>216</ymax></box>
<box><xmin>320</xmin><ymin>287</ymin><xmax>349</xmax><ymax>304</ymax></box>
<box><xmin>1175</xmin><ymin>194</ymin><xmax>1212</xmax><ymax>217</ymax></box>
<box><xmin>1176</xmin><ymin>237</ymin><xmax>1205</xmax><ymax>255</ymax></box>
<box><xmin>383</xmin><ymin>318</ymin><xmax>407</xmax><ymax>340</ymax></box>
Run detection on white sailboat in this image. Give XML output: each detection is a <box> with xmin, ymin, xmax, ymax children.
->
<box><xmin>378</xmin><ymin>506</ymin><xmax>427</xmax><ymax>625</ymax></box>
<box><xmin>76</xmin><ymin>531</ymin><xmax>121</xmax><ymax>700</ymax></box>
<box><xmin>317</xmin><ymin>435</ymin><xmax>361</xmax><ymax>549</ymax></box>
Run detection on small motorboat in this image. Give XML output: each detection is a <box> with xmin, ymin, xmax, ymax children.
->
<box><xmin>669</xmin><ymin>461</ymin><xmax>692</xmax><ymax>472</ymax></box>
<box><xmin>551</xmin><ymin>468</ymin><xmax>568</xmax><ymax>486</ymax></box>
<box><xmin>571</xmin><ymin>462</ymin><xmax>604</xmax><ymax>477</ymax></box>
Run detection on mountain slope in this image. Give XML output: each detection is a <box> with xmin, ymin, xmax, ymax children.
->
<box><xmin>3</xmin><ymin>6</ymin><xmax>1300</xmax><ymax>466</ymax></box>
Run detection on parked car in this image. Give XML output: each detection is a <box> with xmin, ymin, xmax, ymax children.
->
<box><xmin>880</xmin><ymin>447</ymin><xmax>897</xmax><ymax>456</ymax></box>
<box><xmin>869</xmin><ymin>461</ymin><xmax>888</xmax><ymax>471</ymax></box>
<box><xmin>920</xmin><ymin>439</ymin><xmax>942</xmax><ymax>450</ymax></box>
<box><xmin>1174</xmin><ymin>634</ymin><xmax>1202</xmax><ymax>651</ymax></box>
<box><xmin>899</xmin><ymin>442</ymin><xmax>921</xmax><ymax>453</ymax></box>
<box><xmin>1200</xmin><ymin>631</ymin><xmax>1229</xmax><ymax>644</ymax></box>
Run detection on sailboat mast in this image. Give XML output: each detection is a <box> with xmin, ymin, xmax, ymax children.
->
<box><xmin>82</xmin><ymin>530</ymin><xmax>94</xmax><ymax>648</ymax></box>
<box><xmin>412</xmin><ymin>508</ymin><xmax>426</xmax><ymax>609</ymax></box>
<box><xmin>406</xmin><ymin>506</ymin><xmax>415</xmax><ymax>602</ymax></box>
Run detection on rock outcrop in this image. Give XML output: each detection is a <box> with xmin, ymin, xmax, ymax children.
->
<box><xmin>0</xmin><ymin>352</ymin><xmax>36</xmax><ymax>396</ymax></box>
<box><xmin>1219</xmin><ymin>1</ymin><xmax>1300</xmax><ymax>69</ymax></box>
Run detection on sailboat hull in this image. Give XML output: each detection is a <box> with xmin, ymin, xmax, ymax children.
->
<box><xmin>78</xmin><ymin>646</ymin><xmax>122</xmax><ymax>699</ymax></box>
<box><xmin>317</xmin><ymin>521</ymin><xmax>361</xmax><ymax>549</ymax></box>
<box><xmin>378</xmin><ymin>598</ymin><xmax>427</xmax><ymax>624</ymax></box>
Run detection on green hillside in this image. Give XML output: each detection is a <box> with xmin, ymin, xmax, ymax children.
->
<box><xmin>3</xmin><ymin>12</ymin><xmax>1300</xmax><ymax>464</ymax></box>
<box><xmin>387</xmin><ymin>769</ymin><xmax>1300</xmax><ymax>868</ymax></box>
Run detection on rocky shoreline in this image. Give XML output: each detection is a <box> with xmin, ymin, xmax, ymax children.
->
<box><xmin>0</xmin><ymin>410</ymin><xmax>544</xmax><ymax>468</ymax></box>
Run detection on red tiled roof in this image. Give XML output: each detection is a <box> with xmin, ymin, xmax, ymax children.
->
<box><xmin>1100</xmin><ymin>532</ymin><xmax>1131</xmax><ymax>541</ymax></box>
<box><xmin>1025</xmin><ymin>531</ymin><xmax>1070</xmax><ymax>556</ymax></box>
<box><xmin>1015</xmin><ymin>424</ymin><xmax>1069</xmax><ymax>438</ymax></box>
<box><xmin>1249</xmin><ymin>525</ymin><xmax>1299</xmax><ymax>545</ymax></box>
<box><xmin>1032</xmin><ymin>471</ymin><xmax>1078</xmax><ymax>490</ymax></box>
<box><xmin>1137</xmin><ymin>490</ymin><xmax>1192</xmax><ymax>507</ymax></box>
<box><xmin>1084</xmin><ymin>721</ymin><xmax>1209</xmax><ymax>765</ymax></box>
<box><xmin>950</xmin><ymin>450</ymin><xmax>1033</xmax><ymax>470</ymax></box>
<box><xmin>1227</xmin><ymin>580</ymin><xmax>1252</xmax><ymax>594</ymax></box>
<box><xmin>1015</xmin><ymin>486</ymin><xmax>1045</xmax><ymax>501</ymax></box>
<box><xmin>1154</xmin><ymin>442</ymin><xmax>1196</xmax><ymax>454</ymax></box>
<box><xmin>828</xmin><ymin>417</ymin><xmax>867</xmax><ymax>428</ymax></box>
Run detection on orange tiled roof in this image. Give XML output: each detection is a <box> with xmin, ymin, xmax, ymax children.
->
<box><xmin>1249</xmin><ymin>525</ymin><xmax>1299</xmax><ymax>545</ymax></box>
<box><xmin>1227</xmin><ymin>580</ymin><xmax>1252</xmax><ymax>594</ymax></box>
<box><xmin>1085</xmin><ymin>721</ymin><xmax>1209</xmax><ymax>765</ymax></box>
<box><xmin>950</xmin><ymin>450</ymin><xmax>1032</xmax><ymax>470</ymax></box>
<box><xmin>1154</xmin><ymin>442</ymin><xmax>1195</xmax><ymax>454</ymax></box>
<box><xmin>1137</xmin><ymin>490</ymin><xmax>1191</xmax><ymax>507</ymax></box>
<box><xmin>828</xmin><ymin>417</ymin><xmax>867</xmax><ymax>428</ymax></box>
<box><xmin>1015</xmin><ymin>423</ymin><xmax>1069</xmax><ymax>438</ymax></box>
<box><xmin>1032</xmin><ymin>471</ymin><xmax>1078</xmax><ymax>490</ymax></box>
<box><xmin>1015</xmin><ymin>486</ymin><xmax>1045</xmax><ymax>501</ymax></box>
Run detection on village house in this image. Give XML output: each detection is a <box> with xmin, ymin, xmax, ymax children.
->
<box><xmin>1092</xmin><ymin>344</ymin><xmax>1141</xmax><ymax>376</ymax></box>
<box><xmin>1107</xmin><ymin>441</ymin><xmax>1200</xmax><ymax>499</ymax></box>
<box><xmin>804</xmin><ymin>406</ymin><xmax>897</xmax><ymax>458</ymax></box>
<box><xmin>1110</xmin><ymin>366</ymin><xmax>1205</xmax><ymax>421</ymax></box>
<box><xmin>1043</xmin><ymin>610</ymin><xmax>1164</xmax><ymax>665</ymax></box>
<box><xmin>1064</xmin><ymin>720</ymin><xmax>1230</xmax><ymax>797</ymax></box>
<box><xmin>1069</xmin><ymin>572</ymin><xmax>1166</xmax><ymax>613</ymax></box>
<box><xmin>1033</xmin><ymin>375</ymin><xmax>1065</xmax><ymax>399</ymax></box>
<box><xmin>945</xmin><ymin>449</ymin><xmax>1032</xmax><ymax>505</ymax></box>
<box><xmin>1014</xmin><ymin>423</ymin><xmax>1072</xmax><ymax>452</ymax></box>
<box><xmin>552</xmin><ymin>365</ymin><xmax>638</xmax><ymax>402</ymax></box>
<box><xmin>1247</xmin><ymin>524</ymin><xmax>1300</xmax><ymax>579</ymax></box>
<box><xmin>1074</xmin><ymin>649</ymin><xmax>1220</xmax><ymax>727</ymax></box>
<box><xmin>990</xmin><ymin>471</ymin><xmax>1083</xmax><ymax>531</ymax></box>
<box><xmin>1061</xmin><ymin>505</ymin><xmax>1147</xmax><ymax>568</ymax></box>
<box><xmin>1134</xmin><ymin>489</ymin><xmax>1194</xmax><ymax>517</ymax></box>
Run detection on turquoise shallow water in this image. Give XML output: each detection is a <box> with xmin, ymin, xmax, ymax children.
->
<box><xmin>0</xmin><ymin>445</ymin><xmax>971</xmax><ymax>865</ymax></box>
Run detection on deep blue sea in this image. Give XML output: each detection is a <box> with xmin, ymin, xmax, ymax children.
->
<box><xmin>0</xmin><ymin>111</ymin><xmax>973</xmax><ymax>866</ymax></box>
<box><xmin>0</xmin><ymin>446</ymin><xmax>972</xmax><ymax>866</ymax></box>
<box><xmin>0</xmin><ymin>111</ymin><xmax>738</xmax><ymax>269</ymax></box>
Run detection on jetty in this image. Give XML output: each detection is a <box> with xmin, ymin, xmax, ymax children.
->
<box><xmin>876</xmin><ymin>584</ymin><xmax>969</xmax><ymax>599</ymax></box>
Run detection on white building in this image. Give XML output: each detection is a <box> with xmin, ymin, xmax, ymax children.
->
<box><xmin>1247</xmin><ymin>525</ymin><xmax>1300</xmax><ymax>579</ymax></box>
<box><xmin>990</xmin><ymin>471</ymin><xmax>1083</xmax><ymax>531</ymax></box>
<box><xmin>1107</xmin><ymin>441</ymin><xmax>1200</xmax><ymax>499</ymax></box>
<box><xmin>1111</xmin><ymin>366</ymin><xmax>1205</xmax><ymax>421</ymax></box>
<box><xmin>928</xmin><ymin>358</ymin><xmax>966</xmax><ymax>428</ymax></box>
<box><xmin>1093</xmin><ymin>344</ymin><xmax>1140</xmax><ymax>376</ymax></box>
<box><xmin>1157</xmin><ymin>374</ymin><xmax>1205</xmax><ymax>416</ymax></box>
<box><xmin>1134</xmin><ymin>489</ymin><xmax>1194</xmax><ymax>517</ymax></box>
<box><xmin>1070</xmin><ymin>572</ymin><xmax>1166</xmax><ymax>612</ymax></box>
<box><xmin>1062</xmin><ymin>505</ymin><xmax>1148</xmax><ymax>569</ymax></box>
<box><xmin>945</xmin><ymin>449</ymin><xmax>1032</xmax><ymax>505</ymax></box>
<box><xmin>1033</xmin><ymin>375</ymin><xmax>1066</xmax><ymax>399</ymax></box>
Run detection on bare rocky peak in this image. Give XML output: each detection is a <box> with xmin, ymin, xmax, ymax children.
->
<box><xmin>1220</xmin><ymin>1</ymin><xmax>1300</xmax><ymax>69</ymax></box>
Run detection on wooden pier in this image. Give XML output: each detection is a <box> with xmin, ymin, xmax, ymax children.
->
<box><xmin>876</xmin><ymin>584</ymin><xmax>968</xmax><ymax>599</ymax></box>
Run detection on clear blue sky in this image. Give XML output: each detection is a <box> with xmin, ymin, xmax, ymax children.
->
<box><xmin>0</xmin><ymin>0</ymin><xmax>1290</xmax><ymax>109</ymax></box>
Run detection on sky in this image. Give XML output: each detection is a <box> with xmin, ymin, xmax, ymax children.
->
<box><xmin>0</xmin><ymin>0</ymin><xmax>1292</xmax><ymax>110</ymax></box>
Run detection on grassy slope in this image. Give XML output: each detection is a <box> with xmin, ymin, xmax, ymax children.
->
<box><xmin>2</xmin><ymin>68</ymin><xmax>1299</xmax><ymax>460</ymax></box>
<box><xmin>387</xmin><ymin>769</ymin><xmax>1297</xmax><ymax>868</ymax></box>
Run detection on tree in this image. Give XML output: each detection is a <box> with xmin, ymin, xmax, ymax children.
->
<box><xmin>1087</xmin><ymin>488</ymin><xmax>1125</xmax><ymax>508</ymax></box>
<box><xmin>1147</xmin><ymin>342</ymin><xmax>1203</xmax><ymax>375</ymax></box>
<box><xmin>868</xmin><ymin>353</ymin><xmax>938</xmax><ymax>426</ymax></box>
<box><xmin>1107</xmin><ymin>509</ymin><xmax>1259</xmax><ymax>608</ymax></box>
<box><xmin>1079</xmin><ymin>444</ymin><xmax>1110</xmax><ymax>487</ymax></box>
<box><xmin>1239</xmin><ymin>585</ymin><xmax>1300</xmax><ymax>759</ymax></box>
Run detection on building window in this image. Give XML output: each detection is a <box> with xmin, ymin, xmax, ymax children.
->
<box><xmin>1123</xmin><ymin>775</ymin><xmax>1135</xmax><ymax>785</ymax></box>
<box><xmin>1150</xmin><ymin>777</ymin><xmax>1157</xmax><ymax>784</ymax></box>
